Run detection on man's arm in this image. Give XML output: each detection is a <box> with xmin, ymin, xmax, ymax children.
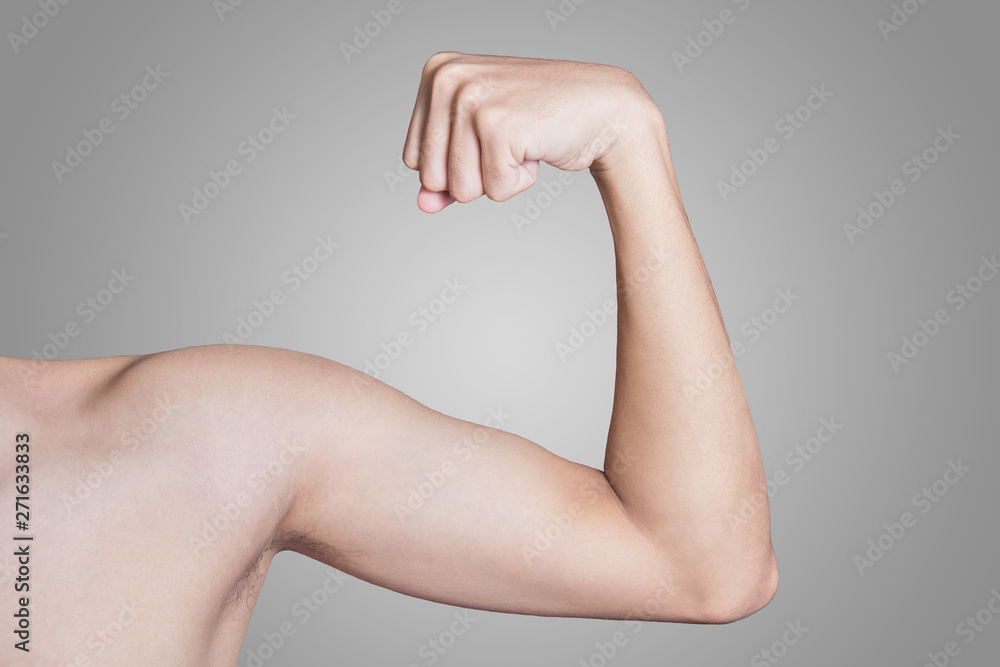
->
<box><xmin>593</xmin><ymin>114</ymin><xmax>778</xmax><ymax>618</ymax></box>
<box><xmin>273</xmin><ymin>53</ymin><xmax>776</xmax><ymax>624</ymax></box>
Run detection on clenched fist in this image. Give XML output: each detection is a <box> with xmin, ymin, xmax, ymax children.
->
<box><xmin>402</xmin><ymin>52</ymin><xmax>661</xmax><ymax>213</ymax></box>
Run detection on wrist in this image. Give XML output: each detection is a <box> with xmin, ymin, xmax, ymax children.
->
<box><xmin>590</xmin><ymin>86</ymin><xmax>668</xmax><ymax>168</ymax></box>
<box><xmin>590</xmin><ymin>101</ymin><xmax>680</xmax><ymax>192</ymax></box>
<box><xmin>590</xmin><ymin>108</ymin><xmax>689</xmax><ymax>235</ymax></box>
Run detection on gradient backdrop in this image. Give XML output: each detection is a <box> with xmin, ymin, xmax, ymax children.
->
<box><xmin>2</xmin><ymin>0</ymin><xmax>998</xmax><ymax>665</ymax></box>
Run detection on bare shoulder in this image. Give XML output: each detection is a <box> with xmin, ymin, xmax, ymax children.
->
<box><xmin>94</xmin><ymin>344</ymin><xmax>379</xmax><ymax>595</ymax></box>
<box><xmin>102</xmin><ymin>343</ymin><xmax>405</xmax><ymax>526</ymax></box>
<box><xmin>114</xmin><ymin>344</ymin><xmax>383</xmax><ymax>404</ymax></box>
<box><xmin>0</xmin><ymin>345</ymin><xmax>394</xmax><ymax>661</ymax></box>
<box><xmin>100</xmin><ymin>342</ymin><xmax>366</xmax><ymax>452</ymax></box>
<box><xmin>114</xmin><ymin>344</ymin><xmax>434</xmax><ymax>567</ymax></box>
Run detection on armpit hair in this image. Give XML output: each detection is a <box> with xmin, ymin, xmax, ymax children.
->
<box><xmin>274</xmin><ymin>530</ymin><xmax>365</xmax><ymax>568</ymax></box>
<box><xmin>223</xmin><ymin>542</ymin><xmax>275</xmax><ymax>616</ymax></box>
<box><xmin>223</xmin><ymin>532</ymin><xmax>363</xmax><ymax>615</ymax></box>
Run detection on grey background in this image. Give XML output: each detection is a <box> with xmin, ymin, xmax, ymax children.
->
<box><xmin>2</xmin><ymin>0</ymin><xmax>998</xmax><ymax>665</ymax></box>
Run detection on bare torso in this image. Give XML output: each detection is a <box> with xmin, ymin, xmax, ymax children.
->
<box><xmin>0</xmin><ymin>352</ymin><xmax>288</xmax><ymax>666</ymax></box>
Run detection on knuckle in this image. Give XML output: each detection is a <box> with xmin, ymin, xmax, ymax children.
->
<box><xmin>424</xmin><ymin>51</ymin><xmax>459</xmax><ymax>74</ymax></box>
<box><xmin>419</xmin><ymin>170</ymin><xmax>447</xmax><ymax>193</ymax></box>
<box><xmin>451</xmin><ymin>188</ymin><xmax>478</xmax><ymax>204</ymax></box>
<box><xmin>455</xmin><ymin>81</ymin><xmax>493</xmax><ymax>110</ymax></box>
<box><xmin>432</xmin><ymin>60</ymin><xmax>467</xmax><ymax>91</ymax></box>
<box><xmin>484</xmin><ymin>186</ymin><xmax>514</xmax><ymax>203</ymax></box>
<box><xmin>448</xmin><ymin>161</ymin><xmax>480</xmax><ymax>203</ymax></box>
<box><xmin>483</xmin><ymin>173</ymin><xmax>515</xmax><ymax>203</ymax></box>
<box><xmin>454</xmin><ymin>83</ymin><xmax>484</xmax><ymax>115</ymax></box>
<box><xmin>475</xmin><ymin>104</ymin><xmax>509</xmax><ymax>129</ymax></box>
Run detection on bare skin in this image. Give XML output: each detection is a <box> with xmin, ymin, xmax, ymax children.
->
<box><xmin>0</xmin><ymin>52</ymin><xmax>776</xmax><ymax>666</ymax></box>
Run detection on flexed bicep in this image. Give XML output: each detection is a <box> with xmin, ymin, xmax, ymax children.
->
<box><xmin>277</xmin><ymin>360</ymin><xmax>696</xmax><ymax>622</ymax></box>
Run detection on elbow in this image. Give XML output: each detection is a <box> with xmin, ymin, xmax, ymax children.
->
<box><xmin>690</xmin><ymin>550</ymin><xmax>779</xmax><ymax>625</ymax></box>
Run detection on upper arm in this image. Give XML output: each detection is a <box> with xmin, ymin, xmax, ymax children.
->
<box><xmin>270</xmin><ymin>349</ymin><xmax>716</xmax><ymax>623</ymax></box>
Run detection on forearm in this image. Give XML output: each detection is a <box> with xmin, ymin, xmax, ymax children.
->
<box><xmin>594</xmin><ymin>112</ymin><xmax>776</xmax><ymax>604</ymax></box>
<box><xmin>399</xmin><ymin>52</ymin><xmax>776</xmax><ymax>617</ymax></box>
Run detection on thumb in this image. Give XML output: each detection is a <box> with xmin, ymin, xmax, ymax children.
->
<box><xmin>485</xmin><ymin>157</ymin><xmax>540</xmax><ymax>202</ymax></box>
<box><xmin>417</xmin><ymin>187</ymin><xmax>456</xmax><ymax>214</ymax></box>
<box><xmin>514</xmin><ymin>159</ymin><xmax>541</xmax><ymax>196</ymax></box>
